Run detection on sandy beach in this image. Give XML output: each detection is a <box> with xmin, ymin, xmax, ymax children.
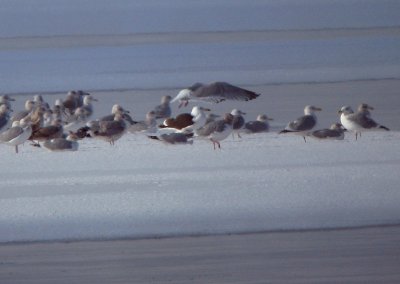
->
<box><xmin>1</xmin><ymin>225</ymin><xmax>399</xmax><ymax>284</ymax></box>
<box><xmin>1</xmin><ymin>2</ymin><xmax>400</xmax><ymax>283</ymax></box>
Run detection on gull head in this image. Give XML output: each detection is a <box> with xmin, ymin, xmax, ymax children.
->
<box><xmin>191</xmin><ymin>106</ymin><xmax>210</xmax><ymax>117</ymax></box>
<box><xmin>257</xmin><ymin>114</ymin><xmax>273</xmax><ymax>122</ymax></box>
<box><xmin>338</xmin><ymin>105</ymin><xmax>354</xmax><ymax>115</ymax></box>
<box><xmin>304</xmin><ymin>105</ymin><xmax>322</xmax><ymax>115</ymax></box>
<box><xmin>230</xmin><ymin>109</ymin><xmax>246</xmax><ymax>116</ymax></box>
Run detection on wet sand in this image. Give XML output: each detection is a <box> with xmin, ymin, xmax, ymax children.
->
<box><xmin>1</xmin><ymin>225</ymin><xmax>400</xmax><ymax>284</ymax></box>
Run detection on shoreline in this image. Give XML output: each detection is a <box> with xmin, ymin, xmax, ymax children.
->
<box><xmin>1</xmin><ymin>222</ymin><xmax>399</xmax><ymax>246</ymax></box>
<box><xmin>1</xmin><ymin>224</ymin><xmax>399</xmax><ymax>283</ymax></box>
<box><xmin>3</xmin><ymin>77</ymin><xmax>400</xmax><ymax>97</ymax></box>
<box><xmin>1</xmin><ymin>26</ymin><xmax>399</xmax><ymax>51</ymax></box>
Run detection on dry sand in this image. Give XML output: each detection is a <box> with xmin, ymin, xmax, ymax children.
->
<box><xmin>1</xmin><ymin>225</ymin><xmax>400</xmax><ymax>284</ymax></box>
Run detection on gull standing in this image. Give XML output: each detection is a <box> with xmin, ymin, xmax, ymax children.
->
<box><xmin>171</xmin><ymin>82</ymin><xmax>260</xmax><ymax>108</ymax></box>
<box><xmin>338</xmin><ymin>105</ymin><xmax>389</xmax><ymax>140</ymax></box>
<box><xmin>279</xmin><ymin>105</ymin><xmax>322</xmax><ymax>142</ymax></box>
<box><xmin>195</xmin><ymin>113</ymin><xmax>234</xmax><ymax>149</ymax></box>
<box><xmin>92</xmin><ymin>113</ymin><xmax>127</xmax><ymax>145</ymax></box>
<box><xmin>0</xmin><ymin>118</ymin><xmax>32</xmax><ymax>153</ymax></box>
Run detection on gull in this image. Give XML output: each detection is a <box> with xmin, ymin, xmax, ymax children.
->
<box><xmin>81</xmin><ymin>95</ymin><xmax>98</xmax><ymax>119</ymax></box>
<box><xmin>230</xmin><ymin>109</ymin><xmax>246</xmax><ymax>138</ymax></box>
<box><xmin>128</xmin><ymin>111</ymin><xmax>157</xmax><ymax>133</ymax></box>
<box><xmin>0</xmin><ymin>118</ymin><xmax>32</xmax><ymax>153</ymax></box>
<box><xmin>152</xmin><ymin>95</ymin><xmax>172</xmax><ymax>119</ymax></box>
<box><xmin>63</xmin><ymin>95</ymin><xmax>98</xmax><ymax>131</ymax></box>
<box><xmin>195</xmin><ymin>113</ymin><xmax>234</xmax><ymax>149</ymax></box>
<box><xmin>0</xmin><ymin>95</ymin><xmax>15</xmax><ymax>109</ymax></box>
<box><xmin>92</xmin><ymin>113</ymin><xmax>127</xmax><ymax>145</ymax></box>
<box><xmin>64</xmin><ymin>107</ymin><xmax>88</xmax><ymax>132</ymax></box>
<box><xmin>42</xmin><ymin>109</ymin><xmax>53</xmax><ymax>127</ymax></box>
<box><xmin>29</xmin><ymin>118</ymin><xmax>64</xmax><ymax>147</ymax></box>
<box><xmin>357</xmin><ymin>103</ymin><xmax>374</xmax><ymax>117</ymax></box>
<box><xmin>171</xmin><ymin>82</ymin><xmax>260</xmax><ymax>108</ymax></box>
<box><xmin>0</xmin><ymin>104</ymin><xmax>12</xmax><ymax>132</ymax></box>
<box><xmin>161</xmin><ymin>106</ymin><xmax>210</xmax><ymax>131</ymax></box>
<box><xmin>309</xmin><ymin>123</ymin><xmax>345</xmax><ymax>140</ymax></box>
<box><xmin>146</xmin><ymin>124</ymin><xmax>194</xmax><ymax>144</ymax></box>
<box><xmin>63</xmin><ymin>90</ymin><xmax>88</xmax><ymax>115</ymax></box>
<box><xmin>33</xmin><ymin>94</ymin><xmax>50</xmax><ymax>110</ymax></box>
<box><xmin>279</xmin><ymin>105</ymin><xmax>322</xmax><ymax>142</ymax></box>
<box><xmin>43</xmin><ymin>132</ymin><xmax>79</xmax><ymax>152</ymax></box>
<box><xmin>242</xmin><ymin>114</ymin><xmax>273</xmax><ymax>134</ymax></box>
<box><xmin>10</xmin><ymin>100</ymin><xmax>35</xmax><ymax>123</ymax></box>
<box><xmin>100</xmin><ymin>104</ymin><xmax>136</xmax><ymax>125</ymax></box>
<box><xmin>338</xmin><ymin>105</ymin><xmax>389</xmax><ymax>140</ymax></box>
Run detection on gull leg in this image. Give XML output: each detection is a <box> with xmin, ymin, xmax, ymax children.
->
<box><xmin>15</xmin><ymin>145</ymin><xmax>18</xmax><ymax>154</ymax></box>
<box><xmin>303</xmin><ymin>136</ymin><xmax>307</xmax><ymax>143</ymax></box>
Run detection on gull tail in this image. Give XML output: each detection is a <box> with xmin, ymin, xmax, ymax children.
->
<box><xmin>279</xmin><ymin>129</ymin><xmax>291</xmax><ymax>134</ymax></box>
<box><xmin>379</xmin><ymin>125</ymin><xmax>390</xmax><ymax>131</ymax></box>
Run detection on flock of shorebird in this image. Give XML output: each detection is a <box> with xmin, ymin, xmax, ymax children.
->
<box><xmin>0</xmin><ymin>81</ymin><xmax>390</xmax><ymax>153</ymax></box>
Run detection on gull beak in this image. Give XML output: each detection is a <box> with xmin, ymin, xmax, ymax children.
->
<box><xmin>315</xmin><ymin>107</ymin><xmax>322</xmax><ymax>111</ymax></box>
<box><xmin>201</xmin><ymin>107</ymin><xmax>211</xmax><ymax>111</ymax></box>
<box><xmin>267</xmin><ymin>117</ymin><xmax>273</xmax><ymax>121</ymax></box>
<box><xmin>337</xmin><ymin>109</ymin><xmax>343</xmax><ymax>114</ymax></box>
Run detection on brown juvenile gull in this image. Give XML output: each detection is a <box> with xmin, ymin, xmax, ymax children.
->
<box><xmin>279</xmin><ymin>105</ymin><xmax>322</xmax><ymax>142</ymax></box>
<box><xmin>161</xmin><ymin>106</ymin><xmax>210</xmax><ymax>131</ymax></box>
<box><xmin>338</xmin><ymin>105</ymin><xmax>389</xmax><ymax>140</ymax></box>
<box><xmin>195</xmin><ymin>113</ymin><xmax>234</xmax><ymax>150</ymax></box>
<box><xmin>309</xmin><ymin>123</ymin><xmax>345</xmax><ymax>140</ymax></box>
<box><xmin>242</xmin><ymin>114</ymin><xmax>273</xmax><ymax>134</ymax></box>
<box><xmin>171</xmin><ymin>82</ymin><xmax>260</xmax><ymax>108</ymax></box>
<box><xmin>29</xmin><ymin>118</ymin><xmax>64</xmax><ymax>147</ymax></box>
<box><xmin>0</xmin><ymin>118</ymin><xmax>32</xmax><ymax>153</ymax></box>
